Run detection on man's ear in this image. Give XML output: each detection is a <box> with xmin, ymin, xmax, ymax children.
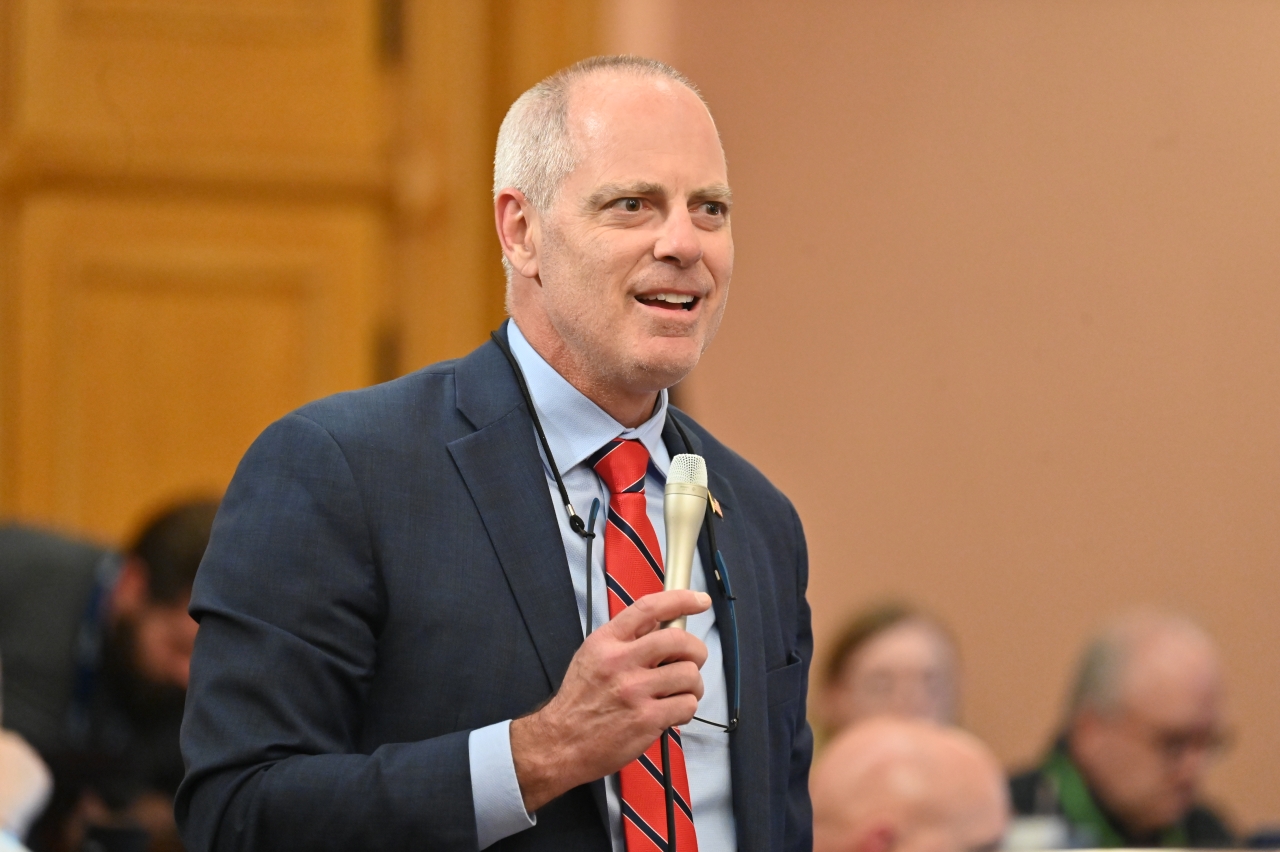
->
<box><xmin>494</xmin><ymin>188</ymin><xmax>541</xmax><ymax>280</ymax></box>
<box><xmin>110</xmin><ymin>556</ymin><xmax>150</xmax><ymax>620</ymax></box>
<box><xmin>856</xmin><ymin>822</ymin><xmax>896</xmax><ymax>852</ymax></box>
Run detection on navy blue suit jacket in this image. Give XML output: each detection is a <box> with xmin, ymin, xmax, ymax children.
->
<box><xmin>176</xmin><ymin>332</ymin><xmax>813</xmax><ymax>851</ymax></box>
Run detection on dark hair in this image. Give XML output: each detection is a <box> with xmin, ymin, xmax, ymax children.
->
<box><xmin>822</xmin><ymin>602</ymin><xmax>954</xmax><ymax>688</ymax></box>
<box><xmin>126</xmin><ymin>498</ymin><xmax>220</xmax><ymax>604</ymax></box>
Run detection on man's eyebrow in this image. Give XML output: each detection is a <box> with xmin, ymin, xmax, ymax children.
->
<box><xmin>583</xmin><ymin>181</ymin><xmax>734</xmax><ymax>209</ymax></box>
<box><xmin>585</xmin><ymin>182</ymin><xmax>667</xmax><ymax>208</ymax></box>
<box><xmin>691</xmin><ymin>183</ymin><xmax>733</xmax><ymax>205</ymax></box>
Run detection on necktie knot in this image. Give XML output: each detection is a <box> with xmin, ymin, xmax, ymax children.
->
<box><xmin>591</xmin><ymin>439</ymin><xmax>649</xmax><ymax>495</ymax></box>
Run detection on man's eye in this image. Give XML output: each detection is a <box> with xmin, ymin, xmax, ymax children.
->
<box><xmin>616</xmin><ymin>198</ymin><xmax>642</xmax><ymax>212</ymax></box>
<box><xmin>702</xmin><ymin>202</ymin><xmax>726</xmax><ymax>216</ymax></box>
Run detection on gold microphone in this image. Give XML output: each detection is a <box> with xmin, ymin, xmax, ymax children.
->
<box><xmin>661</xmin><ymin>453</ymin><xmax>709</xmax><ymax>630</ymax></box>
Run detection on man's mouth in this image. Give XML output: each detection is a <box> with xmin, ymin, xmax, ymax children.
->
<box><xmin>636</xmin><ymin>293</ymin><xmax>699</xmax><ymax>312</ymax></box>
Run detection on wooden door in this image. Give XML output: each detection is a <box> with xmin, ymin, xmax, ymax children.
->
<box><xmin>10</xmin><ymin>194</ymin><xmax>379</xmax><ymax>540</ymax></box>
<box><xmin>1</xmin><ymin>0</ymin><xmax>390</xmax><ymax>543</ymax></box>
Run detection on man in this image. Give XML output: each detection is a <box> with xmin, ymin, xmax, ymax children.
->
<box><xmin>817</xmin><ymin>604</ymin><xmax>959</xmax><ymax>740</ymax></box>
<box><xmin>0</xmin><ymin>499</ymin><xmax>217</xmax><ymax>851</ymax></box>
<box><xmin>811</xmin><ymin>718</ymin><xmax>1008</xmax><ymax>852</ymax></box>
<box><xmin>1009</xmin><ymin>610</ymin><xmax>1233</xmax><ymax>847</ymax></box>
<box><xmin>177</xmin><ymin>56</ymin><xmax>812</xmax><ymax>852</ymax></box>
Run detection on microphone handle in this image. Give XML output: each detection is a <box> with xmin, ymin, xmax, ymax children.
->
<box><xmin>661</xmin><ymin>483</ymin><xmax>708</xmax><ymax>630</ymax></box>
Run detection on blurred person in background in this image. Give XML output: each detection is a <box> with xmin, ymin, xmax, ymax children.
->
<box><xmin>817</xmin><ymin>604</ymin><xmax>960</xmax><ymax>742</ymax></box>
<box><xmin>810</xmin><ymin>716</ymin><xmax>1008</xmax><ymax>852</ymax></box>
<box><xmin>0</xmin><ymin>499</ymin><xmax>218</xmax><ymax>852</ymax></box>
<box><xmin>1009</xmin><ymin>609</ymin><xmax>1233</xmax><ymax>847</ymax></box>
<box><xmin>0</xmin><ymin>711</ymin><xmax>51</xmax><ymax>851</ymax></box>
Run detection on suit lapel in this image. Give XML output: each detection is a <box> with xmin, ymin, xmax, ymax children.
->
<box><xmin>663</xmin><ymin>414</ymin><xmax>771</xmax><ymax>852</ymax></box>
<box><xmin>449</xmin><ymin>335</ymin><xmax>612</xmax><ymax>839</ymax></box>
<box><xmin>448</xmin><ymin>338</ymin><xmax>583</xmax><ymax>694</ymax></box>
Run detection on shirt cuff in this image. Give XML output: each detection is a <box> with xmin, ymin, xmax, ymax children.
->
<box><xmin>469</xmin><ymin>720</ymin><xmax>537</xmax><ymax>849</ymax></box>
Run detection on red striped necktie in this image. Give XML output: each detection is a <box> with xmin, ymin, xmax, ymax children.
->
<box><xmin>590</xmin><ymin>438</ymin><xmax>699</xmax><ymax>852</ymax></box>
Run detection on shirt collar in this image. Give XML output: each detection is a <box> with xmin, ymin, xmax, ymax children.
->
<box><xmin>506</xmin><ymin>319</ymin><xmax>670</xmax><ymax>476</ymax></box>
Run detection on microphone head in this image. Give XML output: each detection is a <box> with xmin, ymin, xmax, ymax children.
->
<box><xmin>668</xmin><ymin>453</ymin><xmax>708</xmax><ymax>488</ymax></box>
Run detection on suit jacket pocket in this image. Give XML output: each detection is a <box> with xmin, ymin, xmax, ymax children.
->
<box><xmin>765</xmin><ymin>655</ymin><xmax>803</xmax><ymax>708</ymax></box>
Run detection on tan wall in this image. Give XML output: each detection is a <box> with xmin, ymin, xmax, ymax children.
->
<box><xmin>638</xmin><ymin>0</ymin><xmax>1280</xmax><ymax>830</ymax></box>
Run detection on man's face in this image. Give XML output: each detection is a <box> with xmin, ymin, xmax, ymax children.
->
<box><xmin>522</xmin><ymin>72</ymin><xmax>733</xmax><ymax>400</ymax></box>
<box><xmin>131</xmin><ymin>598</ymin><xmax>198</xmax><ymax>690</ymax></box>
<box><xmin>1072</xmin><ymin>638</ymin><xmax>1226</xmax><ymax>835</ymax></box>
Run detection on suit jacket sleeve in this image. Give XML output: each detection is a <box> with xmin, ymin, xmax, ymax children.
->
<box><xmin>176</xmin><ymin>413</ymin><xmax>478</xmax><ymax>851</ymax></box>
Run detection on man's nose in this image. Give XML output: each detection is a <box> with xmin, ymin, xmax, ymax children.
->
<box><xmin>1163</xmin><ymin>741</ymin><xmax>1213</xmax><ymax>791</ymax></box>
<box><xmin>654</xmin><ymin>206</ymin><xmax>703</xmax><ymax>268</ymax></box>
<box><xmin>892</xmin><ymin>676</ymin><xmax>933</xmax><ymax>715</ymax></box>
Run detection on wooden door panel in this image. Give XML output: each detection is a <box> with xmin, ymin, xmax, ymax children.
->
<box><xmin>11</xmin><ymin>0</ymin><xmax>388</xmax><ymax>188</ymax></box>
<box><xmin>11</xmin><ymin>193</ymin><xmax>381</xmax><ymax>542</ymax></box>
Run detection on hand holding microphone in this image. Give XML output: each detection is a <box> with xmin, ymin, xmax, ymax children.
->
<box><xmin>510</xmin><ymin>453</ymin><xmax>712</xmax><ymax>813</ymax></box>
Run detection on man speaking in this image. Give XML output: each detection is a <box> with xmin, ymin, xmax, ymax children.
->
<box><xmin>177</xmin><ymin>56</ymin><xmax>813</xmax><ymax>852</ymax></box>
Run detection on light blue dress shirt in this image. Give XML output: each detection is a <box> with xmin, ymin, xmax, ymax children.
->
<box><xmin>467</xmin><ymin>321</ymin><xmax>736</xmax><ymax>851</ymax></box>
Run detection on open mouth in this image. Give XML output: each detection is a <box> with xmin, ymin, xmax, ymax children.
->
<box><xmin>636</xmin><ymin>293</ymin><xmax>699</xmax><ymax>312</ymax></box>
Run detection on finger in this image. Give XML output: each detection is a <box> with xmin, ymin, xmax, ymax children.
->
<box><xmin>607</xmin><ymin>590</ymin><xmax>712</xmax><ymax>641</ymax></box>
<box><xmin>651</xmin><ymin>693</ymin><xmax>702</xmax><ymax>729</ymax></box>
<box><xmin>638</xmin><ymin>661</ymin><xmax>705</xmax><ymax>702</ymax></box>
<box><xmin>629</xmin><ymin>629</ymin><xmax>709</xmax><ymax>671</ymax></box>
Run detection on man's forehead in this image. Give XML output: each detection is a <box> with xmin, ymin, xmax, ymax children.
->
<box><xmin>1126</xmin><ymin>632</ymin><xmax>1220</xmax><ymax>688</ymax></box>
<box><xmin>565</xmin><ymin>72</ymin><xmax>720</xmax><ymax>150</ymax></box>
<box><xmin>554</xmin><ymin>76</ymin><xmax>726</xmax><ymax>203</ymax></box>
<box><xmin>568</xmin><ymin>70</ymin><xmax>703</xmax><ymax>117</ymax></box>
<box><xmin>1119</xmin><ymin>654</ymin><xmax>1223</xmax><ymax>725</ymax></box>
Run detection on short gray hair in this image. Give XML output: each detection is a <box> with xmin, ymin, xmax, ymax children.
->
<box><xmin>493</xmin><ymin>55</ymin><xmax>705</xmax><ymax>213</ymax></box>
<box><xmin>1066</xmin><ymin>634</ymin><xmax>1129</xmax><ymax>718</ymax></box>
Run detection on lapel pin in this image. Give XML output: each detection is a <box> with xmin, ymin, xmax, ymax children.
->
<box><xmin>709</xmin><ymin>493</ymin><xmax>724</xmax><ymax>517</ymax></box>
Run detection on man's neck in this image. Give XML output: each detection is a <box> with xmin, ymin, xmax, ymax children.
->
<box><xmin>560</xmin><ymin>373</ymin><xmax>660</xmax><ymax>429</ymax></box>
<box><xmin>510</xmin><ymin>319</ymin><xmax>660</xmax><ymax>428</ymax></box>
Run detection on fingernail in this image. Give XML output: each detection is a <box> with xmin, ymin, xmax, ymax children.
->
<box><xmin>696</xmin><ymin>592</ymin><xmax>711</xmax><ymax>606</ymax></box>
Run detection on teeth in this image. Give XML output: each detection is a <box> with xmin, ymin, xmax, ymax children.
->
<box><xmin>645</xmin><ymin>293</ymin><xmax>695</xmax><ymax>304</ymax></box>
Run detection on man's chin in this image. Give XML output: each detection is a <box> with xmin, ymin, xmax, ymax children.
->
<box><xmin>630</xmin><ymin>352</ymin><xmax>700</xmax><ymax>394</ymax></box>
<box><xmin>1135</xmin><ymin>799</ymin><xmax>1193</xmax><ymax>835</ymax></box>
<box><xmin>636</xmin><ymin>333</ymin><xmax>705</xmax><ymax>372</ymax></box>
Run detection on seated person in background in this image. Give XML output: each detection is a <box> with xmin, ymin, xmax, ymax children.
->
<box><xmin>0</xmin><ymin>499</ymin><xmax>218</xmax><ymax>852</ymax></box>
<box><xmin>1010</xmin><ymin>609</ymin><xmax>1233</xmax><ymax>847</ymax></box>
<box><xmin>811</xmin><ymin>716</ymin><xmax>1008</xmax><ymax>852</ymax></box>
<box><xmin>818</xmin><ymin>604</ymin><xmax>960</xmax><ymax>740</ymax></box>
